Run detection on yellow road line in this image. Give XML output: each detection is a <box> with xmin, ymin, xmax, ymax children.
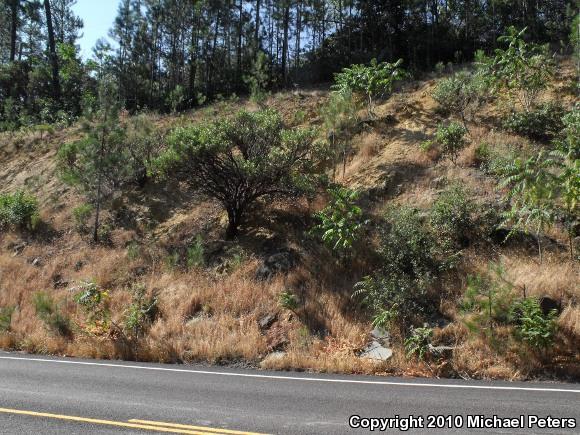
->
<box><xmin>0</xmin><ymin>407</ymin><xmax>236</xmax><ymax>435</ymax></box>
<box><xmin>129</xmin><ymin>420</ymin><xmax>269</xmax><ymax>435</ymax></box>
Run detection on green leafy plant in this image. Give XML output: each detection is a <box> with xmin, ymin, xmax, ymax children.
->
<box><xmin>73</xmin><ymin>281</ymin><xmax>110</xmax><ymax>333</ymax></box>
<box><xmin>332</xmin><ymin>58</ymin><xmax>406</xmax><ymax>117</ymax></box>
<box><xmin>429</xmin><ymin>185</ymin><xmax>474</xmax><ymax>254</ymax></box>
<box><xmin>371</xmin><ymin>307</ymin><xmax>398</xmax><ymax>330</ymax></box>
<box><xmin>320</xmin><ymin>90</ymin><xmax>360</xmax><ymax>179</ymax></box>
<box><xmin>154</xmin><ymin>109</ymin><xmax>323</xmax><ymax>239</ymax></box>
<box><xmin>484</xmin><ymin>27</ymin><xmax>554</xmax><ymax>111</ymax></box>
<box><xmin>404</xmin><ymin>327</ymin><xmax>433</xmax><ymax>361</ymax></box>
<box><xmin>72</xmin><ymin>203</ymin><xmax>94</xmax><ymax>233</ymax></box>
<box><xmin>279</xmin><ymin>291</ymin><xmax>298</xmax><ymax>311</ymax></box>
<box><xmin>511</xmin><ymin>298</ymin><xmax>557</xmax><ymax>350</ymax></box>
<box><xmin>0</xmin><ymin>306</ymin><xmax>15</xmax><ymax>332</ymax></box>
<box><xmin>431</xmin><ymin>71</ymin><xmax>483</xmax><ymax>125</ymax></box>
<box><xmin>124</xmin><ymin>284</ymin><xmax>158</xmax><ymax>337</ymax></box>
<box><xmin>33</xmin><ymin>292</ymin><xmax>72</xmax><ymax>337</ymax></box>
<box><xmin>186</xmin><ymin>235</ymin><xmax>205</xmax><ymax>269</ymax></box>
<box><xmin>461</xmin><ymin>264</ymin><xmax>518</xmax><ymax>336</ymax></box>
<box><xmin>499</xmin><ymin>151</ymin><xmax>557</xmax><ymax>263</ymax></box>
<box><xmin>502</xmin><ymin>102</ymin><xmax>565</xmax><ymax>142</ymax></box>
<box><xmin>313</xmin><ymin>187</ymin><xmax>367</xmax><ymax>256</ymax></box>
<box><xmin>434</xmin><ymin>122</ymin><xmax>468</xmax><ymax>165</ymax></box>
<box><xmin>353</xmin><ymin>207</ymin><xmax>437</xmax><ymax>327</ymax></box>
<box><xmin>0</xmin><ymin>191</ymin><xmax>40</xmax><ymax>231</ymax></box>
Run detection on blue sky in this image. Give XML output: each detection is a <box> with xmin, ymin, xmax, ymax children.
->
<box><xmin>72</xmin><ymin>0</ymin><xmax>119</xmax><ymax>58</ymax></box>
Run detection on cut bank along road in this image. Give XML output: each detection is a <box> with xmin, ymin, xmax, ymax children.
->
<box><xmin>0</xmin><ymin>352</ymin><xmax>579</xmax><ymax>434</ymax></box>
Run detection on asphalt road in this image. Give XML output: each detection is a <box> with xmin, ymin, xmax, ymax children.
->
<box><xmin>0</xmin><ymin>352</ymin><xmax>579</xmax><ymax>434</ymax></box>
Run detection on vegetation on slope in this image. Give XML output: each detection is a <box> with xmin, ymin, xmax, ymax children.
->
<box><xmin>0</xmin><ymin>25</ymin><xmax>579</xmax><ymax>381</ymax></box>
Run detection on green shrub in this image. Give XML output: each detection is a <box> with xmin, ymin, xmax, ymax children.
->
<box><xmin>126</xmin><ymin>241</ymin><xmax>141</xmax><ymax>260</ymax></box>
<box><xmin>72</xmin><ymin>203</ymin><xmax>93</xmax><ymax>233</ymax></box>
<box><xmin>124</xmin><ymin>284</ymin><xmax>158</xmax><ymax>337</ymax></box>
<box><xmin>0</xmin><ymin>306</ymin><xmax>15</xmax><ymax>332</ymax></box>
<box><xmin>511</xmin><ymin>298</ymin><xmax>557</xmax><ymax>350</ymax></box>
<box><xmin>0</xmin><ymin>191</ymin><xmax>39</xmax><ymax>231</ymax></box>
<box><xmin>429</xmin><ymin>185</ymin><xmax>474</xmax><ymax>253</ymax></box>
<box><xmin>353</xmin><ymin>207</ymin><xmax>437</xmax><ymax>327</ymax></box>
<box><xmin>502</xmin><ymin>102</ymin><xmax>565</xmax><ymax>142</ymax></box>
<box><xmin>435</xmin><ymin>122</ymin><xmax>468</xmax><ymax>164</ymax></box>
<box><xmin>431</xmin><ymin>71</ymin><xmax>481</xmax><ymax>123</ymax></box>
<box><xmin>186</xmin><ymin>235</ymin><xmax>205</xmax><ymax>269</ymax></box>
<box><xmin>73</xmin><ymin>281</ymin><xmax>110</xmax><ymax>332</ymax></box>
<box><xmin>313</xmin><ymin>187</ymin><xmax>367</xmax><ymax>256</ymax></box>
<box><xmin>33</xmin><ymin>292</ymin><xmax>72</xmax><ymax>337</ymax></box>
<box><xmin>461</xmin><ymin>265</ymin><xmax>518</xmax><ymax>335</ymax></box>
<box><xmin>279</xmin><ymin>291</ymin><xmax>298</xmax><ymax>311</ymax></box>
<box><xmin>404</xmin><ymin>327</ymin><xmax>433</xmax><ymax>360</ymax></box>
<box><xmin>332</xmin><ymin>58</ymin><xmax>406</xmax><ymax>116</ymax></box>
<box><xmin>473</xmin><ymin>142</ymin><xmax>491</xmax><ymax>167</ymax></box>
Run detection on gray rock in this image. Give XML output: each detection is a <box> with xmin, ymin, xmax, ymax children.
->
<box><xmin>258</xmin><ymin>313</ymin><xmax>277</xmax><ymax>330</ymax></box>
<box><xmin>255</xmin><ymin>251</ymin><xmax>296</xmax><ymax>281</ymax></box>
<box><xmin>370</xmin><ymin>326</ymin><xmax>390</xmax><ymax>344</ymax></box>
<box><xmin>31</xmin><ymin>257</ymin><xmax>42</xmax><ymax>267</ymax></box>
<box><xmin>262</xmin><ymin>351</ymin><xmax>286</xmax><ymax>363</ymax></box>
<box><xmin>360</xmin><ymin>340</ymin><xmax>393</xmax><ymax>361</ymax></box>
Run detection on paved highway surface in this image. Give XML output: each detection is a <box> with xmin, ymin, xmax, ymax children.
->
<box><xmin>0</xmin><ymin>351</ymin><xmax>579</xmax><ymax>434</ymax></box>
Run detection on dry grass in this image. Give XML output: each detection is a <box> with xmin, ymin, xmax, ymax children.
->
<box><xmin>0</xmin><ymin>58</ymin><xmax>578</xmax><ymax>381</ymax></box>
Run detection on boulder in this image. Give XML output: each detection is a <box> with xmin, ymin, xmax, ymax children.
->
<box><xmin>255</xmin><ymin>251</ymin><xmax>296</xmax><ymax>281</ymax></box>
<box><xmin>258</xmin><ymin>313</ymin><xmax>277</xmax><ymax>331</ymax></box>
<box><xmin>370</xmin><ymin>326</ymin><xmax>390</xmax><ymax>345</ymax></box>
<box><xmin>360</xmin><ymin>340</ymin><xmax>393</xmax><ymax>361</ymax></box>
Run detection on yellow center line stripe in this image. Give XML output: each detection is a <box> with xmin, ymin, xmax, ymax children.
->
<box><xmin>0</xmin><ymin>407</ymin><xmax>232</xmax><ymax>435</ymax></box>
<box><xmin>129</xmin><ymin>419</ymin><xmax>269</xmax><ymax>435</ymax></box>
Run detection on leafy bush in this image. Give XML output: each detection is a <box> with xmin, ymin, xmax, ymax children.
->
<box><xmin>332</xmin><ymin>58</ymin><xmax>406</xmax><ymax>117</ymax></box>
<box><xmin>186</xmin><ymin>236</ymin><xmax>205</xmax><ymax>269</ymax></box>
<box><xmin>279</xmin><ymin>291</ymin><xmax>298</xmax><ymax>311</ymax></box>
<box><xmin>154</xmin><ymin>109</ymin><xmax>323</xmax><ymax>239</ymax></box>
<box><xmin>511</xmin><ymin>298</ymin><xmax>557</xmax><ymax>350</ymax></box>
<box><xmin>431</xmin><ymin>71</ymin><xmax>482</xmax><ymax>123</ymax></box>
<box><xmin>461</xmin><ymin>265</ymin><xmax>518</xmax><ymax>334</ymax></box>
<box><xmin>72</xmin><ymin>203</ymin><xmax>93</xmax><ymax>233</ymax></box>
<box><xmin>473</xmin><ymin>143</ymin><xmax>491</xmax><ymax>167</ymax></box>
<box><xmin>124</xmin><ymin>285</ymin><xmax>158</xmax><ymax>337</ymax></box>
<box><xmin>404</xmin><ymin>327</ymin><xmax>433</xmax><ymax>360</ymax></box>
<box><xmin>429</xmin><ymin>185</ymin><xmax>474</xmax><ymax>253</ymax></box>
<box><xmin>354</xmin><ymin>207</ymin><xmax>437</xmax><ymax>327</ymax></box>
<box><xmin>0</xmin><ymin>306</ymin><xmax>14</xmax><ymax>332</ymax></box>
<box><xmin>482</xmin><ymin>27</ymin><xmax>554</xmax><ymax>111</ymax></box>
<box><xmin>74</xmin><ymin>281</ymin><xmax>110</xmax><ymax>333</ymax></box>
<box><xmin>0</xmin><ymin>191</ymin><xmax>39</xmax><ymax>231</ymax></box>
<box><xmin>502</xmin><ymin>102</ymin><xmax>565</xmax><ymax>142</ymax></box>
<box><xmin>435</xmin><ymin>122</ymin><xmax>468</xmax><ymax>164</ymax></box>
<box><xmin>33</xmin><ymin>292</ymin><xmax>72</xmax><ymax>337</ymax></box>
<box><xmin>313</xmin><ymin>187</ymin><xmax>367</xmax><ymax>256</ymax></box>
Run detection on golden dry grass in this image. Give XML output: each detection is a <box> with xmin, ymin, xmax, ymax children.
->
<box><xmin>0</xmin><ymin>57</ymin><xmax>578</xmax><ymax>381</ymax></box>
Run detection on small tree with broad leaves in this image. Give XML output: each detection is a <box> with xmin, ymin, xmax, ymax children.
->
<box><xmin>332</xmin><ymin>58</ymin><xmax>406</xmax><ymax>118</ymax></box>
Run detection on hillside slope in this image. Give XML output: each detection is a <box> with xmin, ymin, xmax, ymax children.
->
<box><xmin>0</xmin><ymin>59</ymin><xmax>578</xmax><ymax>381</ymax></box>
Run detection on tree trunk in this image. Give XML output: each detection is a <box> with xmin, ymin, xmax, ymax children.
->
<box><xmin>281</xmin><ymin>3</ymin><xmax>290</xmax><ymax>86</ymax></box>
<box><xmin>225</xmin><ymin>206</ymin><xmax>242</xmax><ymax>239</ymax></box>
<box><xmin>44</xmin><ymin>0</ymin><xmax>61</xmax><ymax>103</ymax></box>
<box><xmin>255</xmin><ymin>0</ymin><xmax>261</xmax><ymax>49</ymax></box>
<box><xmin>9</xmin><ymin>0</ymin><xmax>18</xmax><ymax>62</ymax></box>
<box><xmin>237</xmin><ymin>0</ymin><xmax>243</xmax><ymax>86</ymax></box>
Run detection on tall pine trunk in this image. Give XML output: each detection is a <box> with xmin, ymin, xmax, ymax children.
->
<box><xmin>9</xmin><ymin>0</ymin><xmax>19</xmax><ymax>62</ymax></box>
<box><xmin>281</xmin><ymin>3</ymin><xmax>290</xmax><ymax>86</ymax></box>
<box><xmin>44</xmin><ymin>0</ymin><xmax>61</xmax><ymax>103</ymax></box>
